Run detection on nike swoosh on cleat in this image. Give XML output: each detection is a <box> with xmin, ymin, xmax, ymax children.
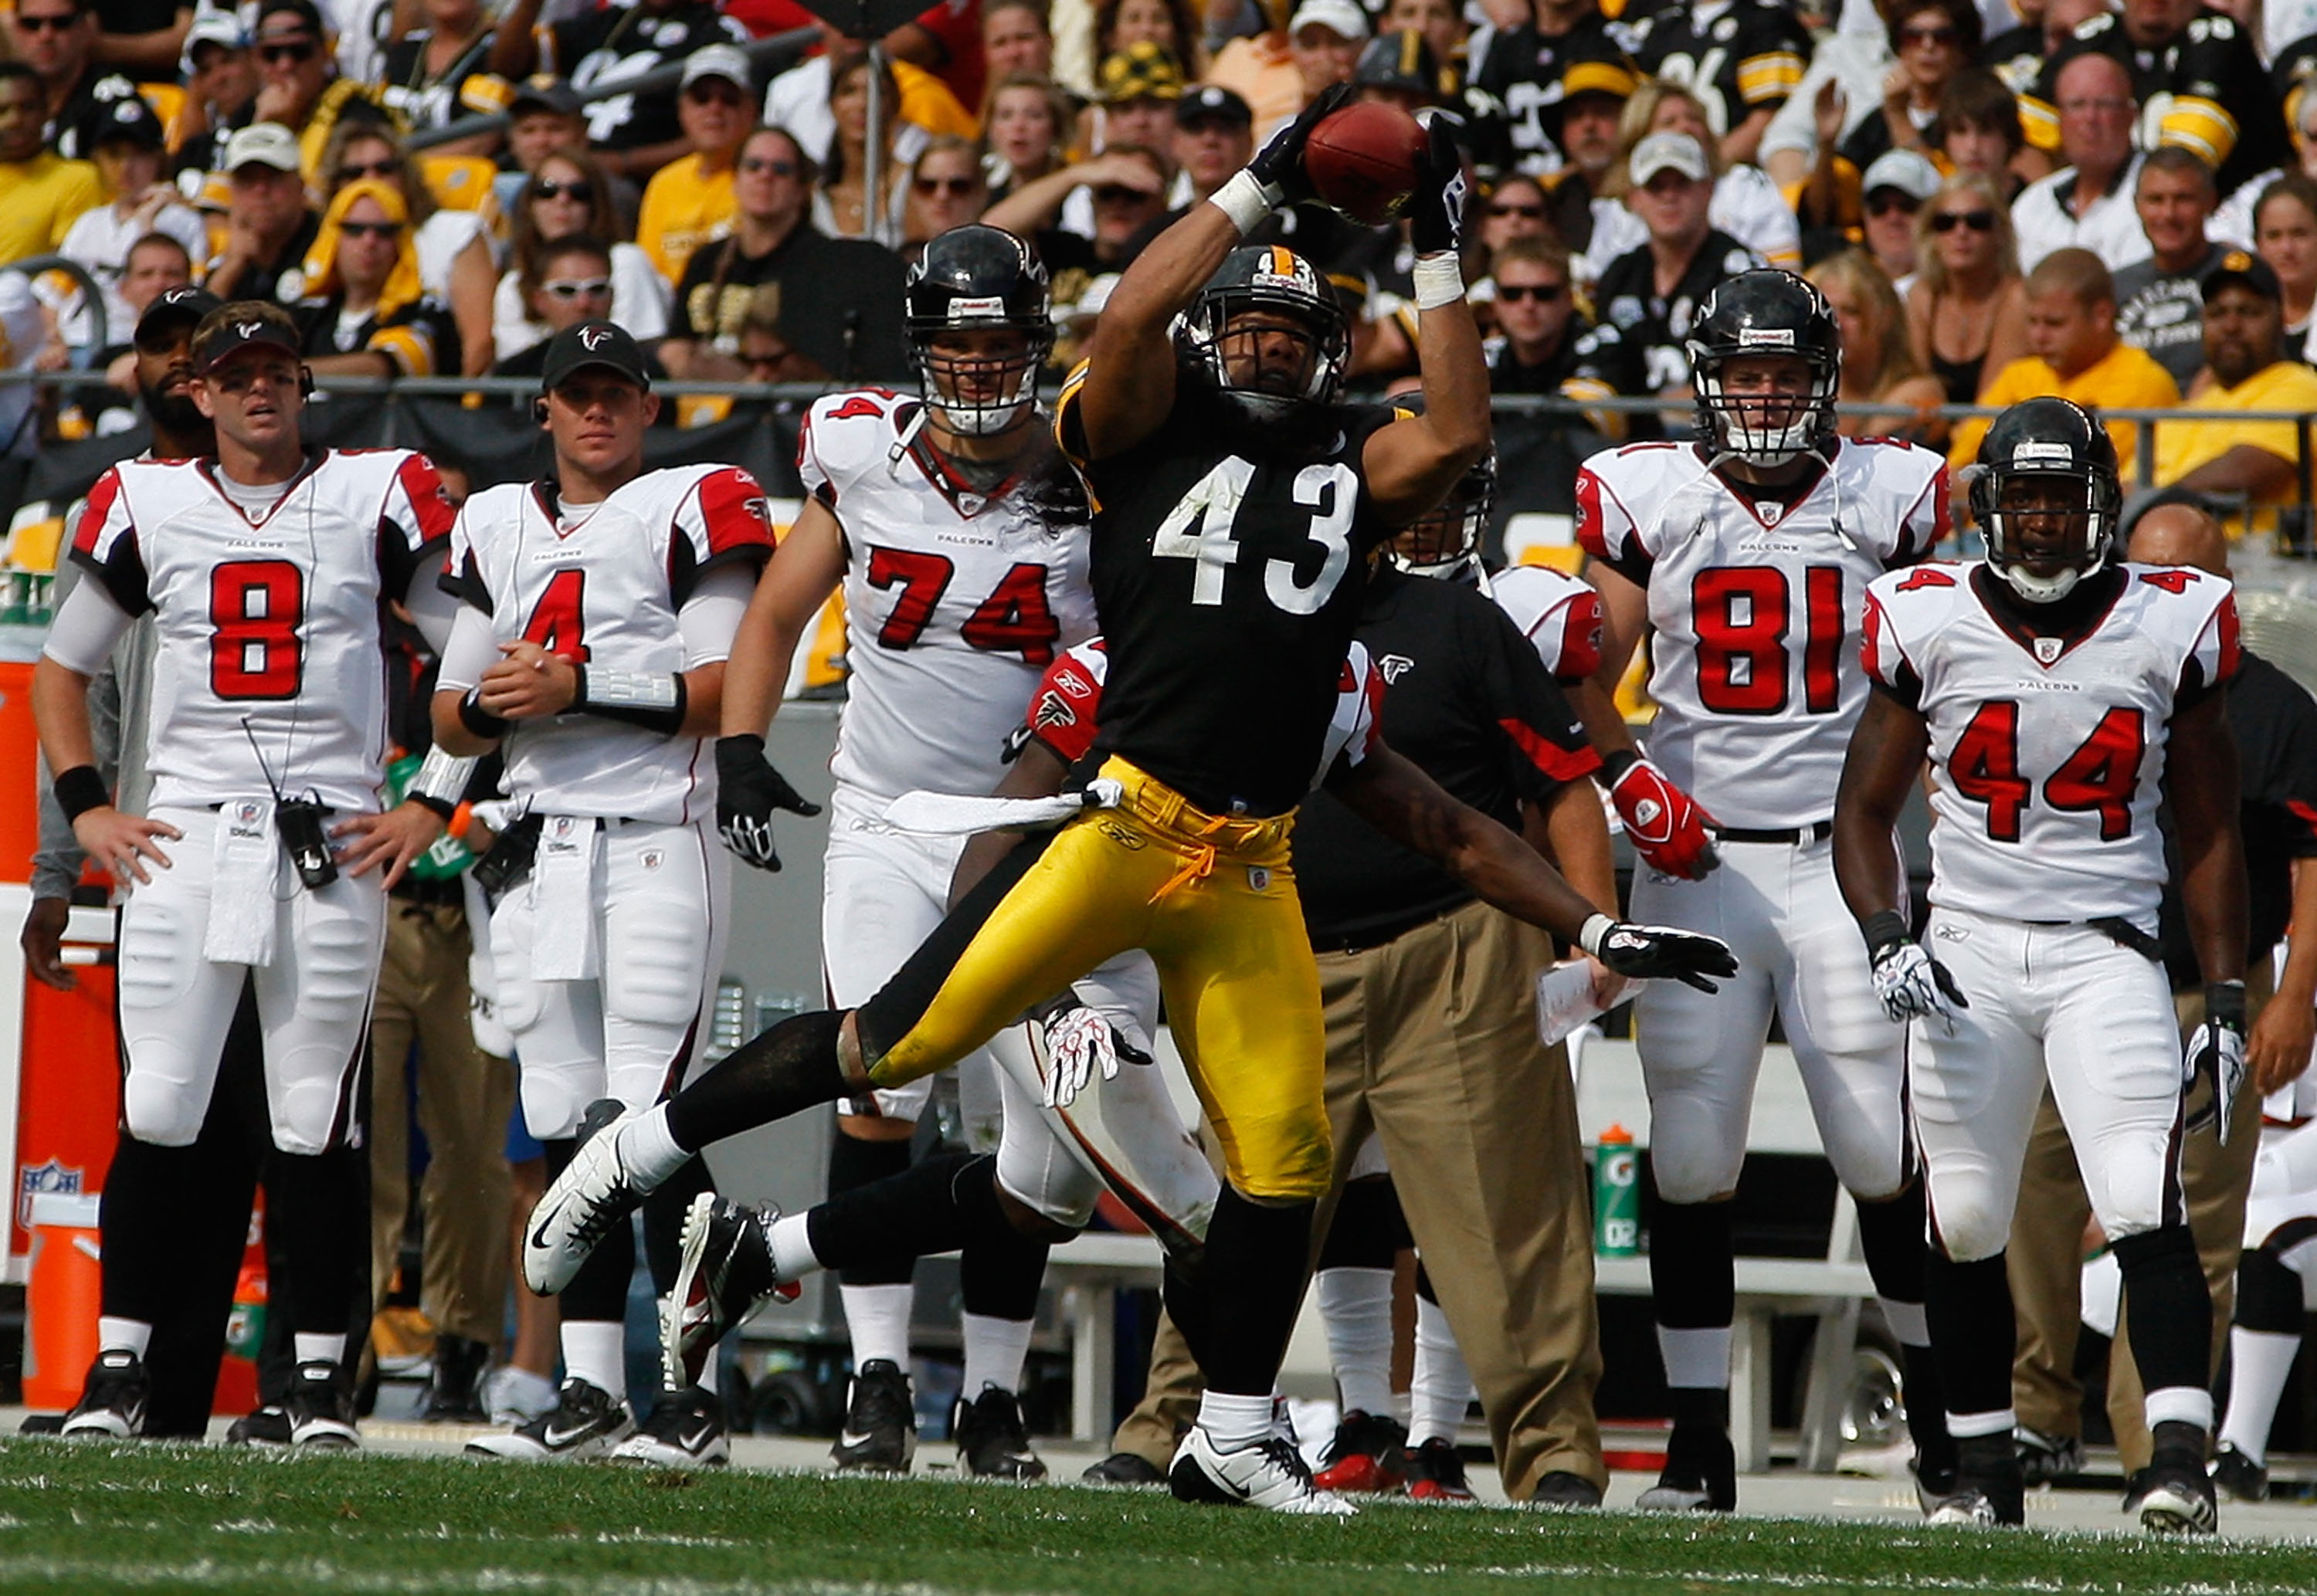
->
<box><xmin>541</xmin><ymin>1422</ymin><xmax>600</xmax><ymax>1449</ymax></box>
<box><xmin>839</xmin><ymin>1432</ymin><xmax>879</xmax><ymax>1451</ymax></box>
<box><xmin>528</xmin><ymin>1201</ymin><xmax>567</xmax><ymax>1252</ymax></box>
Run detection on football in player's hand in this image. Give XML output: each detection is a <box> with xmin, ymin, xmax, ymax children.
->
<box><xmin>1302</xmin><ymin>101</ymin><xmax>1428</xmax><ymax>225</ymax></box>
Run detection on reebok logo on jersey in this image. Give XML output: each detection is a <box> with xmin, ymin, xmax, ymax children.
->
<box><xmin>1379</xmin><ymin>654</ymin><xmax>1416</xmax><ymax>684</ymax></box>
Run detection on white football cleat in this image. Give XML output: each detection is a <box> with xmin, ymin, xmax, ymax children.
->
<box><xmin>1169</xmin><ymin>1423</ymin><xmax>1355</xmax><ymax>1515</ymax></box>
<box><xmin>524</xmin><ymin>1100</ymin><xmax>646</xmax><ymax>1296</ymax></box>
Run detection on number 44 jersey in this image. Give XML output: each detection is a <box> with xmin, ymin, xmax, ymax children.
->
<box><xmin>1577</xmin><ymin>436</ymin><xmax>1947</xmax><ymax>830</ymax></box>
<box><xmin>802</xmin><ymin>389</ymin><xmax>1097</xmax><ymax>803</ymax></box>
<box><xmin>1864</xmin><ymin>561</ymin><xmax>2239</xmax><ymax>924</ymax></box>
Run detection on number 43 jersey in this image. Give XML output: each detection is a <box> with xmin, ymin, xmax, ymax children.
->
<box><xmin>1864</xmin><ymin>561</ymin><xmax>2240</xmax><ymax>924</ymax></box>
<box><xmin>445</xmin><ymin>465</ymin><xmax>775</xmax><ymax>823</ymax></box>
<box><xmin>802</xmin><ymin>390</ymin><xmax>1097</xmax><ymax>803</ymax></box>
<box><xmin>1577</xmin><ymin>436</ymin><xmax>1946</xmax><ymax>830</ymax></box>
<box><xmin>70</xmin><ymin>449</ymin><xmax>453</xmax><ymax>815</ymax></box>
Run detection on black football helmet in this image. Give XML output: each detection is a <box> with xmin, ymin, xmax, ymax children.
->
<box><xmin>1389</xmin><ymin>438</ymin><xmax>1495</xmax><ymax>581</ymax></box>
<box><xmin>1355</xmin><ymin>30</ymin><xmax>1443</xmax><ymax>102</ymax></box>
<box><xmin>1179</xmin><ymin>245</ymin><xmax>1350</xmax><ymax>429</ymax></box>
<box><xmin>904</xmin><ymin>224</ymin><xmax>1055</xmax><ymax>436</ymax></box>
<box><xmin>1685</xmin><ymin>269</ymin><xmax>1841</xmax><ymax>469</ymax></box>
<box><xmin>1969</xmin><ymin>395</ymin><xmax>2121</xmax><ymax>604</ymax></box>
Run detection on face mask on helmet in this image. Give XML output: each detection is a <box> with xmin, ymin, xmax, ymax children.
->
<box><xmin>1180</xmin><ymin>259</ymin><xmax>1349</xmax><ymax>428</ymax></box>
<box><xmin>913</xmin><ymin>321</ymin><xmax>1053</xmax><ymax>436</ymax></box>
<box><xmin>1388</xmin><ymin>452</ymin><xmax>1496</xmax><ymax>580</ymax></box>
<box><xmin>1692</xmin><ymin>350</ymin><xmax>1838</xmax><ymax>469</ymax></box>
<box><xmin>1975</xmin><ymin>471</ymin><xmax>2116</xmax><ymax>604</ymax></box>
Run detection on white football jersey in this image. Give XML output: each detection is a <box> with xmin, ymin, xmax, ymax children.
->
<box><xmin>801</xmin><ymin>390</ymin><xmax>1097</xmax><ymax>802</ymax></box>
<box><xmin>70</xmin><ymin>449</ymin><xmax>453</xmax><ymax>814</ymax></box>
<box><xmin>1020</xmin><ymin>635</ymin><xmax>1381</xmax><ymax>788</ymax></box>
<box><xmin>446</xmin><ymin>464</ymin><xmax>775</xmax><ymax>825</ymax></box>
<box><xmin>1577</xmin><ymin>437</ymin><xmax>1947</xmax><ymax>828</ymax></box>
<box><xmin>1864</xmin><ymin>561</ymin><xmax>2240</xmax><ymax>923</ymax></box>
<box><xmin>1489</xmin><ymin>563</ymin><xmax>1604</xmax><ymax>681</ymax></box>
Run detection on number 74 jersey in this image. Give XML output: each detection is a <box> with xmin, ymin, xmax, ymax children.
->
<box><xmin>1576</xmin><ymin>436</ymin><xmax>1946</xmax><ymax>829</ymax></box>
<box><xmin>1863</xmin><ymin>561</ymin><xmax>2240</xmax><ymax>923</ymax></box>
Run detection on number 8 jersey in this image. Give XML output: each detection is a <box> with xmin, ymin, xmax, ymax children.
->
<box><xmin>1577</xmin><ymin>436</ymin><xmax>1946</xmax><ymax>828</ymax></box>
<box><xmin>1863</xmin><ymin>560</ymin><xmax>2240</xmax><ymax>924</ymax></box>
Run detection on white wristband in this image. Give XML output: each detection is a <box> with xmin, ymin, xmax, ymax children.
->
<box><xmin>1412</xmin><ymin>252</ymin><xmax>1465</xmax><ymax>310</ymax></box>
<box><xmin>1209</xmin><ymin>169</ymin><xmax>1276</xmax><ymax>236</ymax></box>
<box><xmin>1579</xmin><ymin>913</ymin><xmax>1615</xmax><ymax>957</ymax></box>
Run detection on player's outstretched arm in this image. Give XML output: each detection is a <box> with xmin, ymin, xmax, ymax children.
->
<box><xmin>1332</xmin><ymin>738</ymin><xmax>1735</xmax><ymax>988</ymax></box>
<box><xmin>1075</xmin><ymin>82</ymin><xmax>1352</xmax><ymax>463</ymax></box>
<box><xmin>1362</xmin><ymin>120</ymin><xmax>1489</xmax><ymax>526</ymax></box>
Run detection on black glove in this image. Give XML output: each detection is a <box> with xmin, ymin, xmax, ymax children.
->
<box><xmin>715</xmin><ymin>733</ymin><xmax>820</xmax><ymax>873</ymax></box>
<box><xmin>1583</xmin><ymin>916</ymin><xmax>1739</xmax><ymax>993</ymax></box>
<box><xmin>2185</xmin><ymin>980</ymin><xmax>2249</xmax><ymax>1143</ymax></box>
<box><xmin>1406</xmin><ymin>114</ymin><xmax>1467</xmax><ymax>256</ymax></box>
<box><xmin>1247</xmin><ymin>80</ymin><xmax>1353</xmax><ymax>208</ymax></box>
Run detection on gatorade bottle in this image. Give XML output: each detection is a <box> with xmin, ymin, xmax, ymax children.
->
<box><xmin>1594</xmin><ymin>1123</ymin><xmax>1639</xmax><ymax>1257</ymax></box>
<box><xmin>225</xmin><ymin>1258</ymin><xmax>268</xmax><ymax>1361</ymax></box>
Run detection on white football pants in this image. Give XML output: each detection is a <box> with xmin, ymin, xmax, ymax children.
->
<box><xmin>490</xmin><ymin>817</ymin><xmax>729</xmax><ymax>1140</ymax></box>
<box><xmin>117</xmin><ymin>805</ymin><xmax>385</xmax><ymax>1154</ymax></box>
<box><xmin>1630</xmin><ymin>835</ymin><xmax>1908</xmax><ymax>1203</ymax></box>
<box><xmin>1908</xmin><ymin>907</ymin><xmax>2186</xmax><ymax>1263</ymax></box>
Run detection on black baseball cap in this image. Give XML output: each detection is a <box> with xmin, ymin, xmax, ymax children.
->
<box><xmin>83</xmin><ymin>93</ymin><xmax>165</xmax><ymax>153</ymax></box>
<box><xmin>255</xmin><ymin>0</ymin><xmax>325</xmax><ymax>35</ymax></box>
<box><xmin>135</xmin><ymin>286</ymin><xmax>222</xmax><ymax>349</ymax></box>
<box><xmin>507</xmin><ymin>77</ymin><xmax>582</xmax><ymax>118</ymax></box>
<box><xmin>541</xmin><ymin>321</ymin><xmax>652</xmax><ymax>391</ymax></box>
<box><xmin>1175</xmin><ymin>83</ymin><xmax>1251</xmax><ymax>128</ymax></box>
<box><xmin>2203</xmin><ymin>248</ymin><xmax>2282</xmax><ymax>303</ymax></box>
<box><xmin>192</xmin><ymin>310</ymin><xmax>301</xmax><ymax>372</ymax></box>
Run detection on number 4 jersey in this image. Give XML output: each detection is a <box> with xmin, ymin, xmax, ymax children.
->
<box><xmin>802</xmin><ymin>389</ymin><xmax>1096</xmax><ymax>803</ymax></box>
<box><xmin>444</xmin><ymin>465</ymin><xmax>775</xmax><ymax>823</ymax></box>
<box><xmin>1864</xmin><ymin>561</ymin><xmax>2239</xmax><ymax>923</ymax></box>
<box><xmin>1577</xmin><ymin>436</ymin><xmax>1946</xmax><ymax>828</ymax></box>
<box><xmin>69</xmin><ymin>449</ymin><xmax>453</xmax><ymax>814</ymax></box>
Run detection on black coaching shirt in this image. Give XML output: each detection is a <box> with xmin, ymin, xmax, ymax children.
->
<box><xmin>1295</xmin><ymin>564</ymin><xmax>1600</xmax><ymax>947</ymax></box>
<box><xmin>1056</xmin><ymin>374</ymin><xmax>1400</xmax><ymax>817</ymax></box>
<box><xmin>2159</xmin><ymin>647</ymin><xmax>2317</xmax><ymax>987</ymax></box>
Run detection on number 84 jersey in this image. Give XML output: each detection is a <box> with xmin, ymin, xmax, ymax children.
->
<box><xmin>1576</xmin><ymin>437</ymin><xmax>1946</xmax><ymax>829</ymax></box>
<box><xmin>1864</xmin><ymin>561</ymin><xmax>2240</xmax><ymax>925</ymax></box>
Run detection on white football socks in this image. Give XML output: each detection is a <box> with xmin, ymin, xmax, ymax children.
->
<box><xmin>767</xmin><ymin>1211</ymin><xmax>821</xmax><ymax>1283</ymax></box>
<box><xmin>96</xmin><ymin>1316</ymin><xmax>151</xmax><ymax>1359</ymax></box>
<box><xmin>961</xmin><ymin>1313</ymin><xmax>1033</xmax><ymax>1399</ymax></box>
<box><xmin>1409</xmin><ymin>1296</ymin><xmax>1473</xmax><ymax>1448</ymax></box>
<box><xmin>293</xmin><ymin>1332</ymin><xmax>346</xmax><ymax>1369</ymax></box>
<box><xmin>1657</xmin><ymin>1324</ymin><xmax>1732</xmax><ymax>1391</ymax></box>
<box><xmin>1197</xmin><ymin>1389</ymin><xmax>1276</xmax><ymax>1449</ymax></box>
<box><xmin>561</xmin><ymin>1319</ymin><xmax>627</xmax><ymax>1401</ymax></box>
<box><xmin>2220</xmin><ymin>1327</ymin><xmax>2300</xmax><ymax>1466</ymax></box>
<box><xmin>619</xmin><ymin>1106</ymin><xmax>690</xmax><ymax>1190</ymax></box>
<box><xmin>841</xmin><ymin>1283</ymin><xmax>914</xmax><ymax>1370</ymax></box>
<box><xmin>1316</xmin><ymin>1266</ymin><xmax>1396</xmax><ymax>1419</ymax></box>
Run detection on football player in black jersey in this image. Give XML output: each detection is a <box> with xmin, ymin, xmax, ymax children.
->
<box><xmin>521</xmin><ymin>90</ymin><xmax>1738</xmax><ymax>1513</ymax></box>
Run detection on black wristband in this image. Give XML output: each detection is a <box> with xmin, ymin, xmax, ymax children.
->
<box><xmin>1861</xmin><ymin>910</ymin><xmax>1911</xmax><ymax>957</ymax></box>
<box><xmin>1600</xmin><ymin>747</ymin><xmax>1637</xmax><ymax>784</ymax></box>
<box><xmin>2206</xmin><ymin>980</ymin><xmax>2248</xmax><ymax>1032</ymax></box>
<box><xmin>458</xmin><ymin>689</ymin><xmax>508</xmax><ymax>740</ymax></box>
<box><xmin>53</xmin><ymin>764</ymin><xmax>109</xmax><ymax>823</ymax></box>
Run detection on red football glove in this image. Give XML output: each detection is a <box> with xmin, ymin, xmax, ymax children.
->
<box><xmin>1609</xmin><ymin>754</ymin><xmax>1720</xmax><ymax>879</ymax></box>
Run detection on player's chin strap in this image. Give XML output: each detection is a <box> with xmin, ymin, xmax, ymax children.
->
<box><xmin>886</xmin><ymin>405</ymin><xmax>932</xmax><ymax>474</ymax></box>
<box><xmin>881</xmin><ymin>778</ymin><xmax>1125</xmax><ymax>836</ymax></box>
<box><xmin>1703</xmin><ymin>442</ymin><xmax>1858</xmax><ymax>554</ymax></box>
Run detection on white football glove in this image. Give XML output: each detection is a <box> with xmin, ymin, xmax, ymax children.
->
<box><xmin>1036</xmin><ymin>997</ymin><xmax>1153</xmax><ymax>1109</ymax></box>
<box><xmin>2186</xmin><ymin>982</ymin><xmax>2249</xmax><ymax>1144</ymax></box>
<box><xmin>1863</xmin><ymin>913</ymin><xmax>1967</xmax><ymax>1031</ymax></box>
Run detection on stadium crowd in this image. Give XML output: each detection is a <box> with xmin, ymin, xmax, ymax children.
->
<box><xmin>14</xmin><ymin>0</ymin><xmax>2317</xmax><ymax>1544</ymax></box>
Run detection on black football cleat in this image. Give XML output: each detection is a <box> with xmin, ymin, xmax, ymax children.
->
<box><xmin>830</xmin><ymin>1358</ymin><xmax>916</xmax><ymax>1473</ymax></box>
<box><xmin>610</xmin><ymin>1384</ymin><xmax>730</xmax><ymax>1469</ymax></box>
<box><xmin>1635</xmin><ymin>1421</ymin><xmax>1736</xmax><ymax>1512</ymax></box>
<box><xmin>953</xmin><ymin>1384</ymin><xmax>1047</xmax><ymax>1479</ymax></box>
<box><xmin>60</xmin><ymin>1350</ymin><xmax>149</xmax><ymax>1441</ymax></box>
<box><xmin>2211</xmin><ymin>1442</ymin><xmax>2268</xmax><ymax>1503</ymax></box>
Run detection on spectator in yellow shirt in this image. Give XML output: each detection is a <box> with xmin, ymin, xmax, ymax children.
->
<box><xmin>635</xmin><ymin>44</ymin><xmax>754</xmax><ymax>286</ymax></box>
<box><xmin>0</xmin><ymin>63</ymin><xmax>103</xmax><ymax>266</ymax></box>
<box><xmin>1949</xmin><ymin>246</ymin><xmax>2179</xmax><ymax>478</ymax></box>
<box><xmin>2154</xmin><ymin>250</ymin><xmax>2317</xmax><ymax>536</ymax></box>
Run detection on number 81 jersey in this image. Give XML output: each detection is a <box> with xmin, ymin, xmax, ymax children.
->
<box><xmin>1577</xmin><ymin>437</ymin><xmax>1946</xmax><ymax>828</ymax></box>
<box><xmin>1863</xmin><ymin>561</ymin><xmax>2240</xmax><ymax>923</ymax></box>
<box><xmin>802</xmin><ymin>390</ymin><xmax>1096</xmax><ymax>802</ymax></box>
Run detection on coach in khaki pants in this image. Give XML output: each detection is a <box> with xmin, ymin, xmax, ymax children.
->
<box><xmin>2008</xmin><ymin>507</ymin><xmax>2317</xmax><ymax>1480</ymax></box>
<box><xmin>1101</xmin><ymin>556</ymin><xmax>1616</xmax><ymax>1503</ymax></box>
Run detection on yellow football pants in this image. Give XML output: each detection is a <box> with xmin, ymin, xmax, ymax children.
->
<box><xmin>867</xmin><ymin>757</ymin><xmax>1334</xmax><ymax>1201</ymax></box>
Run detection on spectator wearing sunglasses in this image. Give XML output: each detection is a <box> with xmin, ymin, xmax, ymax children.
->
<box><xmin>1946</xmin><ymin>246</ymin><xmax>2176</xmax><ymax>478</ymax></box>
<box><xmin>492</xmin><ymin>235</ymin><xmax>673</xmax><ymax>395</ymax></box>
<box><xmin>1579</xmin><ymin>80</ymin><xmax>1800</xmax><ymax>300</ymax></box>
<box><xmin>1481</xmin><ymin>237</ymin><xmax>1585</xmax><ymax>395</ymax></box>
<box><xmin>8</xmin><ymin>0</ymin><xmax>138</xmax><ymax>158</ymax></box>
<box><xmin>1481</xmin><ymin>174</ymin><xmax>1552</xmax><ymax>261</ymax></box>
<box><xmin>1857</xmin><ymin>148</ymin><xmax>1939</xmax><ymax>287</ymax></box>
<box><xmin>1905</xmin><ymin>172</ymin><xmax>2029</xmax><ymax>405</ymax></box>
<box><xmin>290</xmin><ymin>178</ymin><xmax>462</xmax><ymax>378</ymax></box>
<box><xmin>660</xmin><ymin>125</ymin><xmax>909</xmax><ymax>385</ymax></box>
<box><xmin>2113</xmin><ymin>148</ymin><xmax>2232</xmax><ymax>391</ymax></box>
<box><xmin>246</xmin><ymin>0</ymin><xmax>395</xmax><ymax>186</ymax></box>
<box><xmin>171</xmin><ymin>13</ymin><xmax>260</xmax><ymax>182</ymax></box>
<box><xmin>982</xmin><ymin>141</ymin><xmax>1166</xmax><ymax>278</ymax></box>
<box><xmin>901</xmin><ymin>135</ymin><xmax>988</xmax><ymax>259</ymax></box>
<box><xmin>492</xmin><ymin>151</ymin><xmax>671</xmax><ymax>364</ymax></box>
<box><xmin>636</xmin><ymin>45</ymin><xmax>759</xmax><ymax>283</ymax></box>
<box><xmin>1836</xmin><ymin>0</ymin><xmax>1978</xmax><ymax>180</ymax></box>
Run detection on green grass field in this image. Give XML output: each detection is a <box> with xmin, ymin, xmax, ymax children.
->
<box><xmin>5</xmin><ymin>1445</ymin><xmax>2317</xmax><ymax>1596</ymax></box>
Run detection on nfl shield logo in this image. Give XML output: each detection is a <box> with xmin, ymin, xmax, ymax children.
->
<box><xmin>2034</xmin><ymin>636</ymin><xmax>2063</xmax><ymax>665</ymax></box>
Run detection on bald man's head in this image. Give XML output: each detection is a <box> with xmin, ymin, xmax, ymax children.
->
<box><xmin>2127</xmin><ymin>502</ymin><xmax>2230</xmax><ymax>576</ymax></box>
